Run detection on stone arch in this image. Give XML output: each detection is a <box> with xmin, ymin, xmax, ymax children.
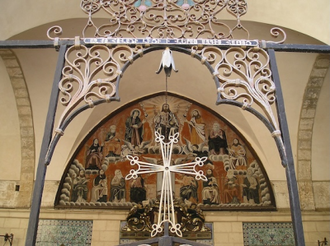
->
<box><xmin>0</xmin><ymin>49</ymin><xmax>35</xmax><ymax>208</ymax></box>
<box><xmin>297</xmin><ymin>54</ymin><xmax>330</xmax><ymax>210</ymax></box>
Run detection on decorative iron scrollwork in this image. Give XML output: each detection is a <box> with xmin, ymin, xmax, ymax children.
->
<box><xmin>47</xmin><ymin>0</ymin><xmax>251</xmax><ymax>40</ymax></box>
<box><xmin>122</xmin><ymin>199</ymin><xmax>211</xmax><ymax>236</ymax></box>
<box><xmin>46</xmin><ymin>0</ymin><xmax>287</xmax><ymax>172</ymax></box>
<box><xmin>55</xmin><ymin>44</ymin><xmax>145</xmax><ymax>132</ymax></box>
<box><xmin>267</xmin><ymin>27</ymin><xmax>287</xmax><ymax>44</ymax></box>
<box><xmin>48</xmin><ymin>0</ymin><xmax>286</xmax><ymax>44</ymax></box>
<box><xmin>191</xmin><ymin>46</ymin><xmax>280</xmax><ymax>133</ymax></box>
<box><xmin>51</xmin><ymin>43</ymin><xmax>284</xmax><ymax>160</ymax></box>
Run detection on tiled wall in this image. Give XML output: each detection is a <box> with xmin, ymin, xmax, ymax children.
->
<box><xmin>242</xmin><ymin>222</ymin><xmax>294</xmax><ymax>246</ymax></box>
<box><xmin>36</xmin><ymin>219</ymin><xmax>93</xmax><ymax>246</ymax></box>
<box><xmin>0</xmin><ymin>209</ymin><xmax>329</xmax><ymax>246</ymax></box>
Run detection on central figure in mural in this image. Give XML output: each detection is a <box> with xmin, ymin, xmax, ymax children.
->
<box><xmin>57</xmin><ymin>94</ymin><xmax>274</xmax><ymax>211</ymax></box>
<box><xmin>154</xmin><ymin>103</ymin><xmax>179</xmax><ymax>142</ymax></box>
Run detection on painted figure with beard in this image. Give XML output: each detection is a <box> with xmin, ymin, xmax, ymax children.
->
<box><xmin>223</xmin><ymin>170</ymin><xmax>240</xmax><ymax>204</ymax></box>
<box><xmin>228</xmin><ymin>138</ymin><xmax>247</xmax><ymax>169</ymax></box>
<box><xmin>110</xmin><ymin>169</ymin><xmax>126</xmax><ymax>202</ymax></box>
<box><xmin>104</xmin><ymin>125</ymin><xmax>121</xmax><ymax>157</ymax></box>
<box><xmin>242</xmin><ymin>169</ymin><xmax>260</xmax><ymax>204</ymax></box>
<box><xmin>71</xmin><ymin>169</ymin><xmax>88</xmax><ymax>203</ymax></box>
<box><xmin>125</xmin><ymin>109</ymin><xmax>145</xmax><ymax>148</ymax></box>
<box><xmin>186</xmin><ymin>109</ymin><xmax>206</xmax><ymax>145</ymax></box>
<box><xmin>202</xmin><ymin>169</ymin><xmax>220</xmax><ymax>205</ymax></box>
<box><xmin>86</xmin><ymin>138</ymin><xmax>103</xmax><ymax>170</ymax></box>
<box><xmin>154</xmin><ymin>103</ymin><xmax>179</xmax><ymax>142</ymax></box>
<box><xmin>208</xmin><ymin>123</ymin><xmax>228</xmax><ymax>155</ymax></box>
<box><xmin>91</xmin><ymin>169</ymin><xmax>108</xmax><ymax>203</ymax></box>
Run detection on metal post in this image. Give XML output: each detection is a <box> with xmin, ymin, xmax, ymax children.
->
<box><xmin>268</xmin><ymin>49</ymin><xmax>306</xmax><ymax>246</ymax></box>
<box><xmin>25</xmin><ymin>45</ymin><xmax>67</xmax><ymax>246</ymax></box>
<box><xmin>158</xmin><ymin>222</ymin><xmax>172</xmax><ymax>246</ymax></box>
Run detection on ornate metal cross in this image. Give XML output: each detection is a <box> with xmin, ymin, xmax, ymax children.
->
<box><xmin>125</xmin><ymin>131</ymin><xmax>207</xmax><ymax>237</ymax></box>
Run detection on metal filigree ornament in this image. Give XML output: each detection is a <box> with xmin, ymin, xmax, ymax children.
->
<box><xmin>46</xmin><ymin>0</ymin><xmax>287</xmax><ymax>136</ymax></box>
<box><xmin>47</xmin><ymin>0</ymin><xmax>287</xmax><ymax>44</ymax></box>
<box><xmin>190</xmin><ymin>45</ymin><xmax>285</xmax><ymax>153</ymax></box>
<box><xmin>125</xmin><ymin>131</ymin><xmax>207</xmax><ymax>237</ymax></box>
<box><xmin>216</xmin><ymin>47</ymin><xmax>277</xmax><ymax>125</ymax></box>
<box><xmin>45</xmin><ymin>0</ymin><xmax>287</xmax><ymax>160</ymax></box>
<box><xmin>53</xmin><ymin>43</ymin><xmax>145</xmax><ymax>134</ymax></box>
<box><xmin>78</xmin><ymin>0</ymin><xmax>250</xmax><ymax>39</ymax></box>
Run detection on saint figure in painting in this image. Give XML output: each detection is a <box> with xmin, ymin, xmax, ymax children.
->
<box><xmin>242</xmin><ymin>169</ymin><xmax>260</xmax><ymax>204</ymax></box>
<box><xmin>91</xmin><ymin>169</ymin><xmax>108</xmax><ymax>203</ymax></box>
<box><xmin>228</xmin><ymin>138</ymin><xmax>247</xmax><ymax>169</ymax></box>
<box><xmin>110</xmin><ymin>169</ymin><xmax>126</xmax><ymax>202</ymax></box>
<box><xmin>208</xmin><ymin>123</ymin><xmax>228</xmax><ymax>155</ymax></box>
<box><xmin>86</xmin><ymin>138</ymin><xmax>103</xmax><ymax>170</ymax></box>
<box><xmin>186</xmin><ymin>109</ymin><xmax>205</xmax><ymax>145</ymax></box>
<box><xmin>104</xmin><ymin>125</ymin><xmax>121</xmax><ymax>157</ymax></box>
<box><xmin>176</xmin><ymin>174</ymin><xmax>198</xmax><ymax>203</ymax></box>
<box><xmin>125</xmin><ymin>109</ymin><xmax>145</xmax><ymax>148</ymax></box>
<box><xmin>71</xmin><ymin>169</ymin><xmax>88</xmax><ymax>203</ymax></box>
<box><xmin>223</xmin><ymin>170</ymin><xmax>240</xmax><ymax>204</ymax></box>
<box><xmin>154</xmin><ymin>103</ymin><xmax>179</xmax><ymax>142</ymax></box>
<box><xmin>202</xmin><ymin>169</ymin><xmax>220</xmax><ymax>205</ymax></box>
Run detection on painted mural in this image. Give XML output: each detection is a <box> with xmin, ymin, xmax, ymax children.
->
<box><xmin>56</xmin><ymin>94</ymin><xmax>276</xmax><ymax>210</ymax></box>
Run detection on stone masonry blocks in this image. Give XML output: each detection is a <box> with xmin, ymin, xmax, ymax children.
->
<box><xmin>298</xmin><ymin>181</ymin><xmax>315</xmax><ymax>210</ymax></box>
<box><xmin>298</xmin><ymin>130</ymin><xmax>312</xmax><ymax>140</ymax></box>
<box><xmin>2</xmin><ymin>58</ymin><xmax>20</xmax><ymax>68</ymax></box>
<box><xmin>308</xmin><ymin>77</ymin><xmax>324</xmax><ymax>87</ymax></box>
<box><xmin>299</xmin><ymin>118</ymin><xmax>314</xmax><ymax>130</ymax></box>
<box><xmin>310</xmin><ymin>68</ymin><xmax>328</xmax><ymax>78</ymax></box>
<box><xmin>315</xmin><ymin>57</ymin><xmax>330</xmax><ymax>68</ymax></box>
<box><xmin>296</xmin><ymin>55</ymin><xmax>329</xmax><ymax>210</ymax></box>
<box><xmin>298</xmin><ymin>140</ymin><xmax>311</xmax><ymax>150</ymax></box>
<box><xmin>297</xmin><ymin>160</ymin><xmax>311</xmax><ymax>180</ymax></box>
<box><xmin>1</xmin><ymin>49</ymin><xmax>35</xmax><ymax>209</ymax></box>
<box><xmin>297</xmin><ymin>149</ymin><xmax>311</xmax><ymax>160</ymax></box>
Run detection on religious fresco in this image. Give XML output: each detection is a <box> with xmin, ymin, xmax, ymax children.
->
<box><xmin>56</xmin><ymin>93</ymin><xmax>276</xmax><ymax>210</ymax></box>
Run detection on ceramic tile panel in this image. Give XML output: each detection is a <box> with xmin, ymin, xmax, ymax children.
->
<box><xmin>36</xmin><ymin>219</ymin><xmax>93</xmax><ymax>246</ymax></box>
<box><xmin>243</xmin><ymin>222</ymin><xmax>294</xmax><ymax>246</ymax></box>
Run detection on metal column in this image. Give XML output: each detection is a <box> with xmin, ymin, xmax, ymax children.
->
<box><xmin>25</xmin><ymin>45</ymin><xmax>67</xmax><ymax>246</ymax></box>
<box><xmin>268</xmin><ymin>48</ymin><xmax>306</xmax><ymax>246</ymax></box>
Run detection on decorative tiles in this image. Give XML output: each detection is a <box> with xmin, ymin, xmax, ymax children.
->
<box><xmin>243</xmin><ymin>222</ymin><xmax>294</xmax><ymax>246</ymax></box>
<box><xmin>36</xmin><ymin>219</ymin><xmax>93</xmax><ymax>246</ymax></box>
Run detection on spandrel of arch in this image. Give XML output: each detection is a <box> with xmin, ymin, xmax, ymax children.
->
<box><xmin>55</xmin><ymin>93</ymin><xmax>276</xmax><ymax>211</ymax></box>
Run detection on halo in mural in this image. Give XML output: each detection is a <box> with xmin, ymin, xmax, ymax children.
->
<box><xmin>55</xmin><ymin>93</ymin><xmax>276</xmax><ymax>211</ymax></box>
